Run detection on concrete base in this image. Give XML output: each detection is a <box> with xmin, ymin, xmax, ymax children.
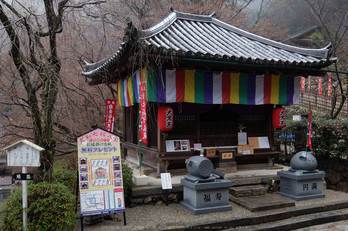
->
<box><xmin>181</xmin><ymin>178</ymin><xmax>233</xmax><ymax>215</ymax></box>
<box><xmin>277</xmin><ymin>191</ymin><xmax>325</xmax><ymax>201</ymax></box>
<box><xmin>133</xmin><ymin>175</ymin><xmax>149</xmax><ymax>186</ymax></box>
<box><xmin>277</xmin><ymin>169</ymin><xmax>325</xmax><ymax>201</ymax></box>
<box><xmin>181</xmin><ymin>201</ymin><xmax>232</xmax><ymax>215</ymax></box>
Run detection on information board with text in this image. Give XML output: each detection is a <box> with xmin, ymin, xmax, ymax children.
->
<box><xmin>77</xmin><ymin>128</ymin><xmax>124</xmax><ymax>216</ymax></box>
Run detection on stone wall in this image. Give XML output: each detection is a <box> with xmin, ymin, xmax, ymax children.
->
<box><xmin>324</xmin><ymin>165</ymin><xmax>348</xmax><ymax>192</ymax></box>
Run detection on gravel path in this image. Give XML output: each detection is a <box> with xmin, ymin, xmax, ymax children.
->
<box><xmin>77</xmin><ymin>189</ymin><xmax>348</xmax><ymax>231</ymax></box>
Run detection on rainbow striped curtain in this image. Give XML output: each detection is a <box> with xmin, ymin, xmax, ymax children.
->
<box><xmin>116</xmin><ymin>67</ymin><xmax>301</xmax><ymax>107</ymax></box>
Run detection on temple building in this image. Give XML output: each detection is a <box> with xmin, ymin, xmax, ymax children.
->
<box><xmin>82</xmin><ymin>8</ymin><xmax>336</xmax><ymax>174</ymax></box>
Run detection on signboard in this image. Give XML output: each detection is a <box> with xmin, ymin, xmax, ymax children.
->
<box><xmin>77</xmin><ymin>128</ymin><xmax>125</xmax><ymax>217</ymax></box>
<box><xmin>2</xmin><ymin>140</ymin><xmax>44</xmax><ymax>231</ymax></box>
<box><xmin>221</xmin><ymin>152</ymin><xmax>233</xmax><ymax>159</ymax></box>
<box><xmin>238</xmin><ymin>132</ymin><xmax>247</xmax><ymax>145</ymax></box>
<box><xmin>248</xmin><ymin>137</ymin><xmax>270</xmax><ymax>149</ymax></box>
<box><xmin>165</xmin><ymin>140</ymin><xmax>190</xmax><ymax>152</ymax></box>
<box><xmin>161</xmin><ymin>173</ymin><xmax>172</xmax><ymax>190</ymax></box>
<box><xmin>13</xmin><ymin>173</ymin><xmax>34</xmax><ymax>181</ymax></box>
<box><xmin>5</xmin><ymin>140</ymin><xmax>43</xmax><ymax>167</ymax></box>
<box><xmin>140</xmin><ymin>82</ymin><xmax>147</xmax><ymax>143</ymax></box>
<box><xmin>105</xmin><ymin>99</ymin><xmax>116</xmax><ymax>133</ymax></box>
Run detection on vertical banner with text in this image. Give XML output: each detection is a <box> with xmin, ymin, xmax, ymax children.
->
<box><xmin>308</xmin><ymin>76</ymin><xmax>311</xmax><ymax>92</ymax></box>
<box><xmin>140</xmin><ymin>82</ymin><xmax>147</xmax><ymax>143</ymax></box>
<box><xmin>105</xmin><ymin>99</ymin><xmax>116</xmax><ymax>133</ymax></box>
<box><xmin>328</xmin><ymin>73</ymin><xmax>332</xmax><ymax>98</ymax></box>
<box><xmin>301</xmin><ymin>77</ymin><xmax>305</xmax><ymax>92</ymax></box>
<box><xmin>77</xmin><ymin>128</ymin><xmax>125</xmax><ymax>217</ymax></box>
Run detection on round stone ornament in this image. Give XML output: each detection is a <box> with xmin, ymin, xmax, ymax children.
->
<box><xmin>290</xmin><ymin>151</ymin><xmax>318</xmax><ymax>170</ymax></box>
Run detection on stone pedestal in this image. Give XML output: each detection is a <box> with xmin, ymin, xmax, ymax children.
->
<box><xmin>277</xmin><ymin>169</ymin><xmax>325</xmax><ymax>201</ymax></box>
<box><xmin>180</xmin><ymin>178</ymin><xmax>233</xmax><ymax>215</ymax></box>
<box><xmin>217</xmin><ymin>161</ymin><xmax>237</xmax><ymax>173</ymax></box>
<box><xmin>133</xmin><ymin>175</ymin><xmax>149</xmax><ymax>186</ymax></box>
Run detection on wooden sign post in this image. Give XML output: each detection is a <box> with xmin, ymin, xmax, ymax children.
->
<box><xmin>3</xmin><ymin>140</ymin><xmax>44</xmax><ymax>231</ymax></box>
<box><xmin>161</xmin><ymin>173</ymin><xmax>172</xmax><ymax>206</ymax></box>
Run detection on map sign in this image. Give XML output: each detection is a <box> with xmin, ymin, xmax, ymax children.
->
<box><xmin>77</xmin><ymin>128</ymin><xmax>125</xmax><ymax>216</ymax></box>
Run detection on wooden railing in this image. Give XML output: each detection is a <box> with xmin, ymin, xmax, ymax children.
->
<box><xmin>299</xmin><ymin>92</ymin><xmax>348</xmax><ymax>118</ymax></box>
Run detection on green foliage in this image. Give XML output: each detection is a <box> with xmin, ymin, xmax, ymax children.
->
<box><xmin>278</xmin><ymin>117</ymin><xmax>348</xmax><ymax>158</ymax></box>
<box><xmin>0</xmin><ymin>182</ymin><xmax>76</xmax><ymax>231</ymax></box>
<box><xmin>52</xmin><ymin>159</ymin><xmax>77</xmax><ymax>196</ymax></box>
<box><xmin>122</xmin><ymin>161</ymin><xmax>133</xmax><ymax>200</ymax></box>
<box><xmin>312</xmin><ymin>119</ymin><xmax>348</xmax><ymax>158</ymax></box>
<box><xmin>266</xmin><ymin>178</ymin><xmax>275</xmax><ymax>191</ymax></box>
<box><xmin>276</xmin><ymin>119</ymin><xmax>308</xmax><ymax>154</ymax></box>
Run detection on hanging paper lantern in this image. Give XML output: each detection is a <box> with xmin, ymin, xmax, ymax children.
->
<box><xmin>272</xmin><ymin>107</ymin><xmax>286</xmax><ymax>129</ymax></box>
<box><xmin>158</xmin><ymin>106</ymin><xmax>174</xmax><ymax>131</ymax></box>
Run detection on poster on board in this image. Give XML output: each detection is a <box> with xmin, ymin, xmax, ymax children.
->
<box><xmin>247</xmin><ymin>137</ymin><xmax>270</xmax><ymax>149</ymax></box>
<box><xmin>77</xmin><ymin>128</ymin><xmax>125</xmax><ymax>217</ymax></box>
<box><xmin>238</xmin><ymin>132</ymin><xmax>247</xmax><ymax>145</ymax></box>
<box><xmin>165</xmin><ymin>140</ymin><xmax>190</xmax><ymax>152</ymax></box>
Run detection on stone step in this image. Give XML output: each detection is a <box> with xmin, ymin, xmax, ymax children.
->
<box><xmin>226</xmin><ymin>207</ymin><xmax>348</xmax><ymax>231</ymax></box>
<box><xmin>189</xmin><ymin>200</ymin><xmax>348</xmax><ymax>230</ymax></box>
<box><xmin>229</xmin><ymin>185</ymin><xmax>267</xmax><ymax>197</ymax></box>
<box><xmin>229</xmin><ymin>193</ymin><xmax>295</xmax><ymax>212</ymax></box>
<box><xmin>227</xmin><ymin>175</ymin><xmax>279</xmax><ymax>186</ymax></box>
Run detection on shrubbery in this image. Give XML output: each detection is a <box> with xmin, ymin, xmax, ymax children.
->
<box><xmin>0</xmin><ymin>182</ymin><xmax>76</xmax><ymax>231</ymax></box>
<box><xmin>277</xmin><ymin>117</ymin><xmax>348</xmax><ymax>158</ymax></box>
<box><xmin>122</xmin><ymin>161</ymin><xmax>134</xmax><ymax>201</ymax></box>
<box><xmin>52</xmin><ymin>159</ymin><xmax>77</xmax><ymax>196</ymax></box>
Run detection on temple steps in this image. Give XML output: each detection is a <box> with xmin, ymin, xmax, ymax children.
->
<box><xmin>189</xmin><ymin>200</ymin><xmax>348</xmax><ymax>231</ymax></box>
<box><xmin>225</xmin><ymin>206</ymin><xmax>348</xmax><ymax>231</ymax></box>
<box><xmin>230</xmin><ymin>185</ymin><xmax>267</xmax><ymax>197</ymax></box>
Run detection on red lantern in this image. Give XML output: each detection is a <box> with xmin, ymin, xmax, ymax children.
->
<box><xmin>158</xmin><ymin>106</ymin><xmax>174</xmax><ymax>131</ymax></box>
<box><xmin>272</xmin><ymin>107</ymin><xmax>286</xmax><ymax>129</ymax></box>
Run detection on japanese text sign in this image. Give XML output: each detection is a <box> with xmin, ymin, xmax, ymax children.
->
<box><xmin>140</xmin><ymin>82</ymin><xmax>147</xmax><ymax>143</ymax></box>
<box><xmin>4</xmin><ymin>140</ymin><xmax>44</xmax><ymax>167</ymax></box>
<box><xmin>77</xmin><ymin>128</ymin><xmax>124</xmax><ymax>217</ymax></box>
<box><xmin>105</xmin><ymin>99</ymin><xmax>116</xmax><ymax>133</ymax></box>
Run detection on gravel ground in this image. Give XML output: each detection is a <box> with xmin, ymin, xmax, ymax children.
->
<box><xmin>76</xmin><ymin>189</ymin><xmax>348</xmax><ymax>231</ymax></box>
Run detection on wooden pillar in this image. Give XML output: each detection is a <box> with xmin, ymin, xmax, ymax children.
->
<box><xmin>123</xmin><ymin>107</ymin><xmax>127</xmax><ymax>141</ymax></box>
<box><xmin>196</xmin><ymin>115</ymin><xmax>200</xmax><ymax>143</ymax></box>
<box><xmin>129</xmin><ymin>106</ymin><xmax>134</xmax><ymax>143</ymax></box>
<box><xmin>268</xmin><ymin>105</ymin><xmax>275</xmax><ymax>149</ymax></box>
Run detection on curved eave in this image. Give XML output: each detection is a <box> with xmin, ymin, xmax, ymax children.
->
<box><xmin>82</xmin><ymin>10</ymin><xmax>337</xmax><ymax>81</ymax></box>
<box><xmin>140</xmin><ymin>10</ymin><xmax>331</xmax><ymax>60</ymax></box>
<box><xmin>144</xmin><ymin>44</ymin><xmax>337</xmax><ymax>68</ymax></box>
<box><xmin>82</xmin><ymin>42</ymin><xmax>128</xmax><ymax>78</ymax></box>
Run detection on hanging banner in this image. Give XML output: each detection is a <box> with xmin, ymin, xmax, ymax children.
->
<box><xmin>301</xmin><ymin>77</ymin><xmax>305</xmax><ymax>92</ymax></box>
<box><xmin>308</xmin><ymin>76</ymin><xmax>311</xmax><ymax>92</ymax></box>
<box><xmin>105</xmin><ymin>99</ymin><xmax>116</xmax><ymax>133</ymax></box>
<box><xmin>328</xmin><ymin>73</ymin><xmax>332</xmax><ymax>98</ymax></box>
<box><xmin>140</xmin><ymin>82</ymin><xmax>148</xmax><ymax>143</ymax></box>
<box><xmin>318</xmin><ymin>77</ymin><xmax>322</xmax><ymax>97</ymax></box>
<box><xmin>307</xmin><ymin>102</ymin><xmax>312</xmax><ymax>149</ymax></box>
<box><xmin>116</xmin><ymin>68</ymin><xmax>301</xmax><ymax>106</ymax></box>
<box><xmin>77</xmin><ymin>128</ymin><xmax>125</xmax><ymax>217</ymax></box>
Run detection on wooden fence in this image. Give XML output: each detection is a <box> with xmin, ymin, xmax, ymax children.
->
<box><xmin>299</xmin><ymin>92</ymin><xmax>348</xmax><ymax>118</ymax></box>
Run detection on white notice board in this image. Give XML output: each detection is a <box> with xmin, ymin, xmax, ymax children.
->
<box><xmin>248</xmin><ymin>137</ymin><xmax>270</xmax><ymax>149</ymax></box>
<box><xmin>161</xmin><ymin>173</ymin><xmax>172</xmax><ymax>189</ymax></box>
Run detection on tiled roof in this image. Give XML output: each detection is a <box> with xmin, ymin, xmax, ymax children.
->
<box><xmin>82</xmin><ymin>9</ymin><xmax>336</xmax><ymax>79</ymax></box>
